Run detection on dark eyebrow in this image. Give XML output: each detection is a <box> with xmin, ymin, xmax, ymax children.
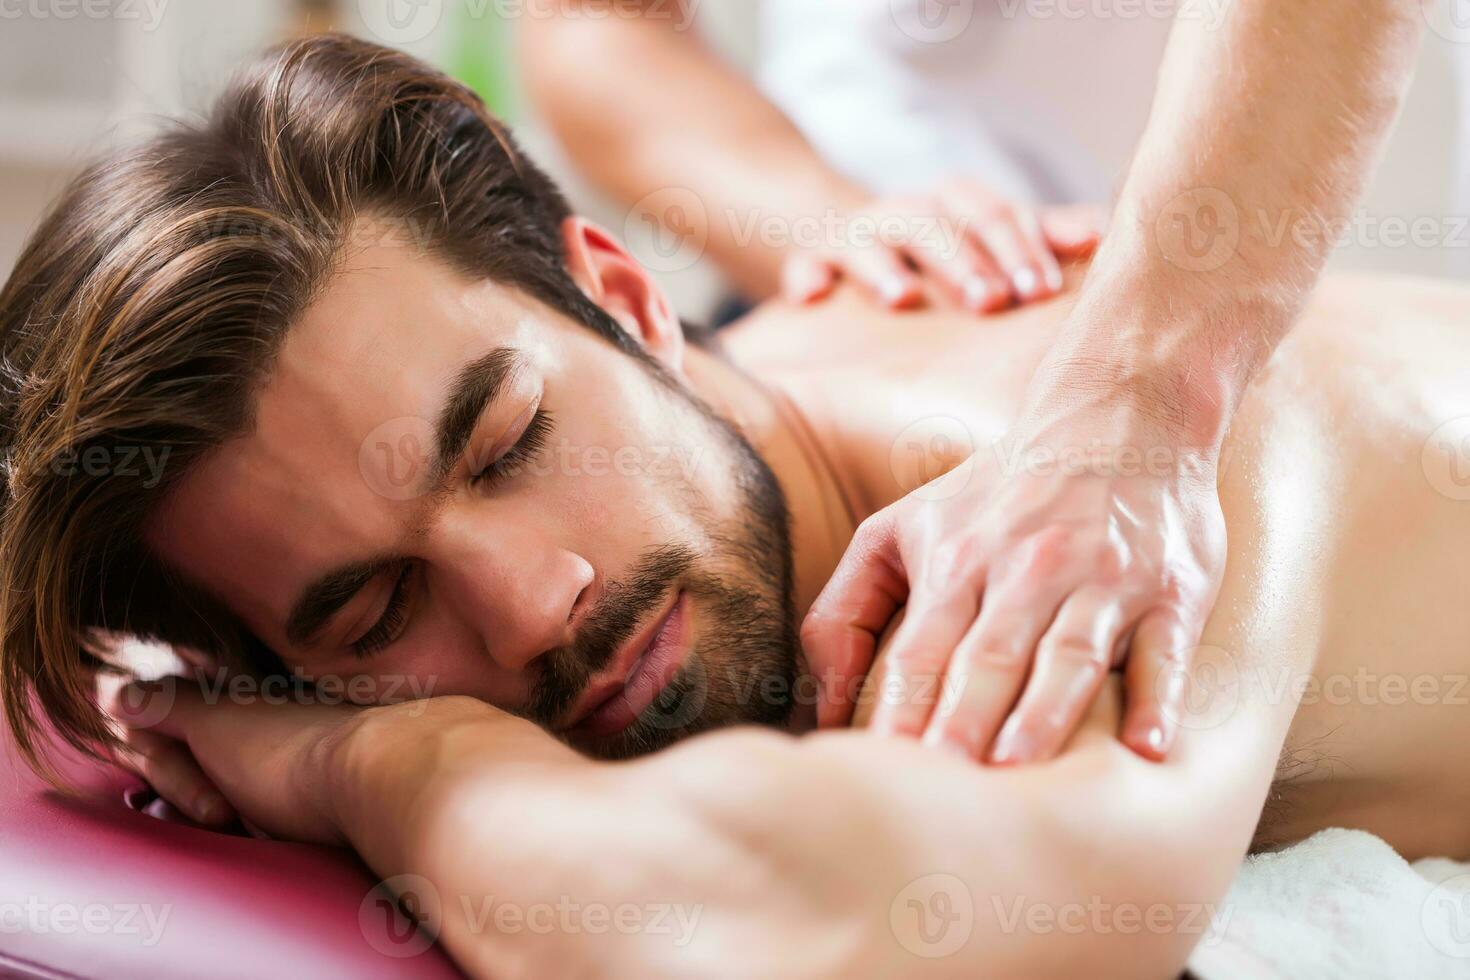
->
<box><xmin>283</xmin><ymin>347</ymin><xmax>522</xmax><ymax>649</ymax></box>
<box><xmin>425</xmin><ymin>346</ymin><xmax>522</xmax><ymax>492</ymax></box>
<box><xmin>285</xmin><ymin>556</ymin><xmax>394</xmax><ymax>648</ymax></box>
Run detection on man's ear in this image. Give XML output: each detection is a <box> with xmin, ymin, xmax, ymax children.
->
<box><xmin>560</xmin><ymin>216</ymin><xmax>685</xmax><ymax>375</ymax></box>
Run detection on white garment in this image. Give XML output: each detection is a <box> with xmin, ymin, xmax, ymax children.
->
<box><xmin>753</xmin><ymin>0</ymin><xmax>1470</xmax><ymax>243</ymax></box>
<box><xmin>755</xmin><ymin>0</ymin><xmax>1177</xmax><ymax>204</ymax></box>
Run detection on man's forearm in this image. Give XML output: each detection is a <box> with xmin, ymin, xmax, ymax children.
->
<box><xmin>323</xmin><ymin>705</ymin><xmax>835</xmax><ymax>978</ymax></box>
<box><xmin>323</xmin><ymin>691</ymin><xmax>1281</xmax><ymax>979</ymax></box>
<box><xmin>520</xmin><ymin>2</ymin><xmax>864</xmax><ymax>297</ymax></box>
<box><xmin>1059</xmin><ymin>0</ymin><xmax>1424</xmax><ymax>445</ymax></box>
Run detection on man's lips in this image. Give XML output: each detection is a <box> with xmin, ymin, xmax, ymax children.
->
<box><xmin>562</xmin><ymin>590</ymin><xmax>690</xmax><ymax>738</ymax></box>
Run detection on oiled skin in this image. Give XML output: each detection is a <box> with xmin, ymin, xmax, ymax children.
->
<box><xmin>722</xmin><ymin>270</ymin><xmax>1470</xmax><ymax>861</ymax></box>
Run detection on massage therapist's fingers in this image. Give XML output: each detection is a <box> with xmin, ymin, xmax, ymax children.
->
<box><xmin>974</xmin><ymin>206</ymin><xmax>1063</xmax><ymax>304</ymax></box>
<box><xmin>835</xmin><ymin>242</ymin><xmax>926</xmax><ymax>310</ymax></box>
<box><xmin>868</xmin><ymin>590</ymin><xmax>984</xmax><ymax>738</ymax></box>
<box><xmin>989</xmin><ymin>589</ymin><xmax>1131</xmax><ymax>765</ymax></box>
<box><xmin>115</xmin><ymin>725</ymin><xmax>233</xmax><ymax>825</ymax></box>
<box><xmin>800</xmin><ymin>512</ymin><xmax>908</xmax><ymax>728</ymax></box>
<box><xmin>781</xmin><ymin>252</ymin><xmax>839</xmax><ymax>304</ymax></box>
<box><xmin>905</xmin><ymin>231</ymin><xmax>1011</xmax><ymax>314</ymax></box>
<box><xmin>940</xmin><ymin>180</ymin><xmax>1061</xmax><ymax>304</ymax></box>
<box><xmin>1121</xmin><ymin>607</ymin><xmax>1197</xmax><ymax>761</ymax></box>
<box><xmin>1039</xmin><ymin>204</ymin><xmax>1105</xmax><ymax>258</ymax></box>
<box><xmin>919</xmin><ymin>577</ymin><xmax>1065</xmax><ymax>758</ymax></box>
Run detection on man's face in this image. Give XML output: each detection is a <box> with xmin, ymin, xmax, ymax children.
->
<box><xmin>145</xmin><ymin>241</ymin><xmax>798</xmax><ymax>758</ymax></box>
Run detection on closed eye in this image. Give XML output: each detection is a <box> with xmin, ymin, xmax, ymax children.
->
<box><xmin>471</xmin><ymin>408</ymin><xmax>554</xmax><ymax>489</ymax></box>
<box><xmin>350</xmin><ymin>560</ymin><xmax>418</xmax><ymax>659</ymax></box>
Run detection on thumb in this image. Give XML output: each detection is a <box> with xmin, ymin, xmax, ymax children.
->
<box><xmin>800</xmin><ymin>511</ymin><xmax>908</xmax><ymax>728</ymax></box>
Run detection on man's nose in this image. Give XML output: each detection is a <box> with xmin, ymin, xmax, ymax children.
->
<box><xmin>429</xmin><ymin>515</ymin><xmax>596</xmax><ymax>673</ymax></box>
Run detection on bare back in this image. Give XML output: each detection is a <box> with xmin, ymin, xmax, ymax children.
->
<box><xmin>724</xmin><ymin>270</ymin><xmax>1470</xmax><ymax>860</ymax></box>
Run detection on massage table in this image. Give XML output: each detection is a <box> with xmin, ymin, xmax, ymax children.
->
<box><xmin>0</xmin><ymin>728</ymin><xmax>462</xmax><ymax>978</ymax></box>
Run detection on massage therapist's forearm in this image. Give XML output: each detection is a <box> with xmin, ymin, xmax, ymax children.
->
<box><xmin>520</xmin><ymin>1</ymin><xmax>866</xmax><ymax>298</ymax></box>
<box><xmin>1060</xmin><ymin>0</ymin><xmax>1424</xmax><ymax>444</ymax></box>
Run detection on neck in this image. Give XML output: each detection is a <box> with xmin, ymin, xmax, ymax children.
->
<box><xmin>681</xmin><ymin>344</ymin><xmax>858</xmax><ymax>625</ymax></box>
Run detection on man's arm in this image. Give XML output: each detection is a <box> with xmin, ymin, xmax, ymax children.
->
<box><xmin>324</xmin><ymin>662</ymin><xmax>1284</xmax><ymax>979</ymax></box>
<box><xmin>804</xmin><ymin>0</ymin><xmax>1425</xmax><ymax>763</ymax></box>
<box><xmin>520</xmin><ymin>0</ymin><xmax>860</xmax><ymax>299</ymax></box>
<box><xmin>520</xmin><ymin>1</ymin><xmax>1095</xmax><ymax>310</ymax></box>
<box><xmin>115</xmin><ymin>580</ymin><xmax>1297</xmax><ymax>980</ymax></box>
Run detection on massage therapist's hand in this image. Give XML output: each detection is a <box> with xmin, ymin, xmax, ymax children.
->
<box><xmin>803</xmin><ymin>395</ymin><xmax>1226</xmax><ymax>764</ymax></box>
<box><xmin>781</xmin><ymin>181</ymin><xmax>1101</xmax><ymax>315</ymax></box>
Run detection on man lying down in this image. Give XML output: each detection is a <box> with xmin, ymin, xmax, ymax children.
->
<box><xmin>3</xmin><ymin>33</ymin><xmax>1469</xmax><ymax>979</ymax></box>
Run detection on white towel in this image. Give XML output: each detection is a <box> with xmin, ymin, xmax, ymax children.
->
<box><xmin>1189</xmin><ymin>828</ymin><xmax>1470</xmax><ymax>979</ymax></box>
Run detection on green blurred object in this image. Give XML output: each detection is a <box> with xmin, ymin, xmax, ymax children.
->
<box><xmin>447</xmin><ymin>0</ymin><xmax>520</xmax><ymax>121</ymax></box>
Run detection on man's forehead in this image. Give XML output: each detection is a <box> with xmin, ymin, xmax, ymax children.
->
<box><xmin>142</xmin><ymin>245</ymin><xmax>554</xmax><ymax>635</ymax></box>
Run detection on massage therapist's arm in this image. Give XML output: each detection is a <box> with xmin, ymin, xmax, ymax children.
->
<box><xmin>804</xmin><ymin>0</ymin><xmax>1425</xmax><ymax>762</ymax></box>
<box><xmin>520</xmin><ymin>1</ymin><xmax>1098</xmax><ymax>311</ymax></box>
<box><xmin>117</xmin><ymin>652</ymin><xmax>1285</xmax><ymax>979</ymax></box>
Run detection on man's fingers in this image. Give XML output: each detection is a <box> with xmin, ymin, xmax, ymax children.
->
<box><xmin>918</xmin><ymin>575</ymin><xmax>1062</xmax><ymax>758</ymax></box>
<box><xmin>1121</xmin><ymin>607</ymin><xmax>1197</xmax><ymax>760</ymax></box>
<box><xmin>989</xmin><ymin>588</ymin><xmax>1129</xmax><ymax>764</ymax></box>
<box><xmin>115</xmin><ymin>726</ymin><xmax>233</xmax><ymax>825</ymax></box>
<box><xmin>800</xmin><ymin>513</ymin><xmax>907</xmax><ymax>728</ymax></box>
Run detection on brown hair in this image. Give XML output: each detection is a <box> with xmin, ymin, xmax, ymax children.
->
<box><xmin>0</xmin><ymin>33</ymin><xmax>639</xmax><ymax>778</ymax></box>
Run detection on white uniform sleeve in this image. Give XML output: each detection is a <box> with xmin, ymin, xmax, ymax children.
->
<box><xmin>754</xmin><ymin>0</ymin><xmax>1045</xmax><ymax>204</ymax></box>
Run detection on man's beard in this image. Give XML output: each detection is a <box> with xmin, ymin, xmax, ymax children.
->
<box><xmin>519</xmin><ymin>367</ymin><xmax>799</xmax><ymax>760</ymax></box>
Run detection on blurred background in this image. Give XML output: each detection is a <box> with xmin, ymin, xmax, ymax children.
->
<box><xmin>0</xmin><ymin>0</ymin><xmax>1464</xmax><ymax>323</ymax></box>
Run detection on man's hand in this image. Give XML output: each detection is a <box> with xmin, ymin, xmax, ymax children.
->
<box><xmin>98</xmin><ymin>664</ymin><xmax>237</xmax><ymax>828</ymax></box>
<box><xmin>111</xmin><ymin>677</ymin><xmax>367</xmax><ymax>842</ymax></box>
<box><xmin>781</xmin><ymin>181</ymin><xmax>1101</xmax><ymax>314</ymax></box>
<box><xmin>802</xmin><ymin>397</ymin><xmax>1226</xmax><ymax>764</ymax></box>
